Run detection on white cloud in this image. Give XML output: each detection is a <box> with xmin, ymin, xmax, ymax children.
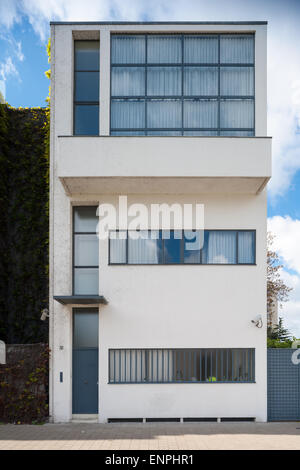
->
<box><xmin>268</xmin><ymin>215</ymin><xmax>300</xmax><ymax>337</ymax></box>
<box><xmin>0</xmin><ymin>56</ymin><xmax>19</xmax><ymax>81</ymax></box>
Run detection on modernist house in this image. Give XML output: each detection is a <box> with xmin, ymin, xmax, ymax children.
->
<box><xmin>49</xmin><ymin>21</ymin><xmax>271</xmax><ymax>423</ymax></box>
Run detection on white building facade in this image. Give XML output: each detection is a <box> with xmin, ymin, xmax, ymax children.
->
<box><xmin>49</xmin><ymin>22</ymin><xmax>272</xmax><ymax>423</ymax></box>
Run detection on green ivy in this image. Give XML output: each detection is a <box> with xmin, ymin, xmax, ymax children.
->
<box><xmin>0</xmin><ymin>104</ymin><xmax>49</xmax><ymax>343</ymax></box>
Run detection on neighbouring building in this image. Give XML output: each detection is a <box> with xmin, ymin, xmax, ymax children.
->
<box><xmin>49</xmin><ymin>21</ymin><xmax>272</xmax><ymax>423</ymax></box>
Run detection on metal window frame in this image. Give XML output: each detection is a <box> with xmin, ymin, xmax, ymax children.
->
<box><xmin>108</xmin><ymin>347</ymin><xmax>256</xmax><ymax>384</ymax></box>
<box><xmin>108</xmin><ymin>229</ymin><xmax>256</xmax><ymax>266</ymax></box>
<box><xmin>73</xmin><ymin>40</ymin><xmax>100</xmax><ymax>136</ymax></box>
<box><xmin>110</xmin><ymin>33</ymin><xmax>255</xmax><ymax>135</ymax></box>
<box><xmin>72</xmin><ymin>206</ymin><xmax>99</xmax><ymax>295</ymax></box>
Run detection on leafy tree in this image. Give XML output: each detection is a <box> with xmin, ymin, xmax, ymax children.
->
<box><xmin>267</xmin><ymin>232</ymin><xmax>292</xmax><ymax>318</ymax></box>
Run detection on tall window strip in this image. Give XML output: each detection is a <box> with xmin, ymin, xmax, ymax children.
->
<box><xmin>73</xmin><ymin>207</ymin><xmax>99</xmax><ymax>295</ymax></box>
<box><xmin>109</xmin><ymin>348</ymin><xmax>255</xmax><ymax>383</ymax></box>
<box><xmin>109</xmin><ymin>230</ymin><xmax>256</xmax><ymax>265</ymax></box>
<box><xmin>74</xmin><ymin>41</ymin><xmax>100</xmax><ymax>135</ymax></box>
<box><xmin>110</xmin><ymin>34</ymin><xmax>255</xmax><ymax>136</ymax></box>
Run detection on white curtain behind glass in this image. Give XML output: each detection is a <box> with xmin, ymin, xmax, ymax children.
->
<box><xmin>147</xmin><ymin>36</ymin><xmax>181</xmax><ymax>63</ymax></box>
<box><xmin>184</xmin><ymin>36</ymin><xmax>218</xmax><ymax>63</ymax></box>
<box><xmin>206</xmin><ymin>231</ymin><xmax>236</xmax><ymax>264</ymax></box>
<box><xmin>238</xmin><ymin>232</ymin><xmax>254</xmax><ymax>263</ymax></box>
<box><xmin>128</xmin><ymin>231</ymin><xmax>160</xmax><ymax>263</ymax></box>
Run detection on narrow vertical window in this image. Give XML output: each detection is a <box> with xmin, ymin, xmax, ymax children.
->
<box><xmin>73</xmin><ymin>207</ymin><xmax>99</xmax><ymax>295</ymax></box>
<box><xmin>74</xmin><ymin>41</ymin><xmax>99</xmax><ymax>135</ymax></box>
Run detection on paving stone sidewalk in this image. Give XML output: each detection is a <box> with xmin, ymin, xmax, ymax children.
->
<box><xmin>0</xmin><ymin>422</ymin><xmax>299</xmax><ymax>450</ymax></box>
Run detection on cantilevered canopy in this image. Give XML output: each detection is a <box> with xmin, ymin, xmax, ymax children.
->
<box><xmin>53</xmin><ymin>295</ymin><xmax>107</xmax><ymax>305</ymax></box>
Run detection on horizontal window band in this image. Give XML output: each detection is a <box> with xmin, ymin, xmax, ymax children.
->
<box><xmin>111</xmin><ymin>63</ymin><xmax>254</xmax><ymax>67</ymax></box>
<box><xmin>108</xmin><ymin>381</ymin><xmax>256</xmax><ymax>384</ymax></box>
<box><xmin>109</xmin><ymin>263</ymin><xmax>257</xmax><ymax>266</ymax></box>
<box><xmin>109</xmin><ymin>229</ymin><xmax>256</xmax><ymax>265</ymax></box>
<box><xmin>109</xmin><ymin>347</ymin><xmax>255</xmax><ymax>384</ymax></box>
<box><xmin>111</xmin><ymin>96</ymin><xmax>255</xmax><ymax>100</ymax></box>
<box><xmin>110</xmin><ymin>128</ymin><xmax>255</xmax><ymax>132</ymax></box>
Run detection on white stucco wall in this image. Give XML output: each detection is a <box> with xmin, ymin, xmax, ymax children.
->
<box><xmin>49</xmin><ymin>22</ymin><xmax>269</xmax><ymax>423</ymax></box>
<box><xmin>50</xmin><ymin>191</ymin><xmax>267</xmax><ymax>423</ymax></box>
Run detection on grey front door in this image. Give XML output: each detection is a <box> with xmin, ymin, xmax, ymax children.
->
<box><xmin>72</xmin><ymin>309</ymin><xmax>99</xmax><ymax>414</ymax></box>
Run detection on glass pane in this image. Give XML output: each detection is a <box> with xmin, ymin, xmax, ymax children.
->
<box><xmin>203</xmin><ymin>231</ymin><xmax>237</xmax><ymax>264</ymax></box>
<box><xmin>74</xmin><ymin>234</ymin><xmax>98</xmax><ymax>266</ymax></box>
<box><xmin>184</xmin><ymin>230</ymin><xmax>201</xmax><ymax>263</ymax></box>
<box><xmin>111</xmin><ymin>67</ymin><xmax>145</xmax><ymax>96</ymax></box>
<box><xmin>109</xmin><ymin>231</ymin><xmax>127</xmax><ymax>263</ymax></box>
<box><xmin>147</xmin><ymin>67</ymin><xmax>181</xmax><ymax>96</ymax></box>
<box><xmin>184</xmin><ymin>67</ymin><xmax>218</xmax><ymax>96</ymax></box>
<box><xmin>238</xmin><ymin>231</ymin><xmax>255</xmax><ymax>264</ymax></box>
<box><xmin>147</xmin><ymin>99</ymin><xmax>181</xmax><ymax>128</ymax></box>
<box><xmin>184</xmin><ymin>99</ymin><xmax>218</xmax><ymax>128</ymax></box>
<box><xmin>220</xmin><ymin>99</ymin><xmax>254</xmax><ymax>129</ymax></box>
<box><xmin>220</xmin><ymin>35</ymin><xmax>254</xmax><ymax>64</ymax></box>
<box><xmin>184</xmin><ymin>36</ymin><xmax>218</xmax><ymax>63</ymax></box>
<box><xmin>73</xmin><ymin>311</ymin><xmax>98</xmax><ymax>348</ymax></box>
<box><xmin>184</xmin><ymin>130</ymin><xmax>218</xmax><ymax>136</ymax></box>
<box><xmin>147</xmin><ymin>36</ymin><xmax>182</xmax><ymax>63</ymax></box>
<box><xmin>74</xmin><ymin>268</ymin><xmax>99</xmax><ymax>295</ymax></box>
<box><xmin>163</xmin><ymin>230</ymin><xmax>182</xmax><ymax>263</ymax></box>
<box><xmin>220</xmin><ymin>130</ymin><xmax>254</xmax><ymax>136</ymax></box>
<box><xmin>74</xmin><ymin>206</ymin><xmax>98</xmax><ymax>233</ymax></box>
<box><xmin>111</xmin><ymin>99</ymin><xmax>145</xmax><ymax>129</ymax></box>
<box><xmin>128</xmin><ymin>231</ymin><xmax>162</xmax><ymax>264</ymax></box>
<box><xmin>75</xmin><ymin>41</ymin><xmax>99</xmax><ymax>71</ymax></box>
<box><xmin>74</xmin><ymin>105</ymin><xmax>99</xmax><ymax>135</ymax></box>
<box><xmin>220</xmin><ymin>67</ymin><xmax>254</xmax><ymax>96</ymax></box>
<box><xmin>111</xmin><ymin>35</ymin><xmax>145</xmax><ymax>64</ymax></box>
<box><xmin>75</xmin><ymin>72</ymin><xmax>99</xmax><ymax>102</ymax></box>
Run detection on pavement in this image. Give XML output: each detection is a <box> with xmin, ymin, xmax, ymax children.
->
<box><xmin>0</xmin><ymin>422</ymin><xmax>299</xmax><ymax>450</ymax></box>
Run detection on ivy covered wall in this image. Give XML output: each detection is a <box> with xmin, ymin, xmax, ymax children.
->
<box><xmin>0</xmin><ymin>104</ymin><xmax>49</xmax><ymax>343</ymax></box>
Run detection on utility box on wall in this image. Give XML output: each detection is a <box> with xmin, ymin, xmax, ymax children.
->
<box><xmin>0</xmin><ymin>341</ymin><xmax>5</xmax><ymax>365</ymax></box>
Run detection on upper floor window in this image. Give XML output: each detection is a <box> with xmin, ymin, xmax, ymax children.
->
<box><xmin>110</xmin><ymin>34</ymin><xmax>254</xmax><ymax>136</ymax></box>
<box><xmin>74</xmin><ymin>41</ymin><xmax>99</xmax><ymax>135</ymax></box>
<box><xmin>109</xmin><ymin>229</ymin><xmax>256</xmax><ymax>265</ymax></box>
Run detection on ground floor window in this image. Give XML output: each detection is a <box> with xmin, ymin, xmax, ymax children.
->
<box><xmin>108</xmin><ymin>348</ymin><xmax>255</xmax><ymax>384</ymax></box>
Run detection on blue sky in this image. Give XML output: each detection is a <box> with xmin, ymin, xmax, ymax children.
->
<box><xmin>1</xmin><ymin>0</ymin><xmax>300</xmax><ymax>336</ymax></box>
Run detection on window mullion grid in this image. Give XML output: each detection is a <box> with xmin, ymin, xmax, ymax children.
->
<box><xmin>217</xmin><ymin>34</ymin><xmax>221</xmax><ymax>136</ymax></box>
<box><xmin>181</xmin><ymin>34</ymin><xmax>184</xmax><ymax>136</ymax></box>
<box><xmin>145</xmin><ymin>34</ymin><xmax>148</xmax><ymax>135</ymax></box>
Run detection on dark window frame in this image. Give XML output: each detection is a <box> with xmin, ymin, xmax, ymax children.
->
<box><xmin>108</xmin><ymin>348</ymin><xmax>256</xmax><ymax>384</ymax></box>
<box><xmin>72</xmin><ymin>206</ymin><xmax>99</xmax><ymax>295</ymax></box>
<box><xmin>110</xmin><ymin>33</ymin><xmax>255</xmax><ymax>136</ymax></box>
<box><xmin>73</xmin><ymin>40</ymin><xmax>100</xmax><ymax>136</ymax></box>
<box><xmin>108</xmin><ymin>229</ymin><xmax>256</xmax><ymax>265</ymax></box>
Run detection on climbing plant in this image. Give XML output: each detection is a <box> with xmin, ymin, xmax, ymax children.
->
<box><xmin>0</xmin><ymin>104</ymin><xmax>49</xmax><ymax>343</ymax></box>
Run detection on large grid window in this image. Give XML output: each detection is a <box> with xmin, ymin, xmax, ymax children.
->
<box><xmin>109</xmin><ymin>348</ymin><xmax>255</xmax><ymax>383</ymax></box>
<box><xmin>110</xmin><ymin>34</ymin><xmax>254</xmax><ymax>136</ymax></box>
<box><xmin>109</xmin><ymin>230</ymin><xmax>256</xmax><ymax>265</ymax></box>
<box><xmin>74</xmin><ymin>41</ymin><xmax>99</xmax><ymax>135</ymax></box>
<box><xmin>73</xmin><ymin>207</ymin><xmax>99</xmax><ymax>295</ymax></box>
